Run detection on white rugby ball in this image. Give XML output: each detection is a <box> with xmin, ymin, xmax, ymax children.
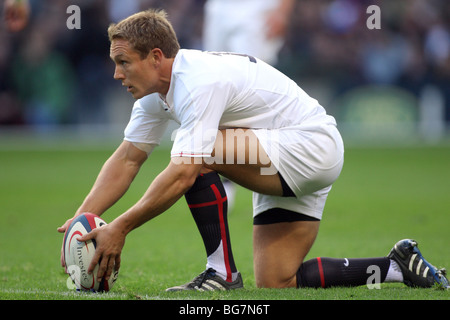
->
<box><xmin>63</xmin><ymin>213</ymin><xmax>118</xmax><ymax>292</ymax></box>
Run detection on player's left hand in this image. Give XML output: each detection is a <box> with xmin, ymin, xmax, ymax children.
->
<box><xmin>77</xmin><ymin>223</ymin><xmax>124</xmax><ymax>282</ymax></box>
<box><xmin>57</xmin><ymin>216</ymin><xmax>77</xmax><ymax>269</ymax></box>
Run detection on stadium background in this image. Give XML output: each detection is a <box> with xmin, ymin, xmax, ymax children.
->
<box><xmin>0</xmin><ymin>0</ymin><xmax>449</xmax><ymax>300</ymax></box>
<box><xmin>0</xmin><ymin>0</ymin><xmax>449</xmax><ymax>144</ymax></box>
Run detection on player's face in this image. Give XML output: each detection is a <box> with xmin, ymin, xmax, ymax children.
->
<box><xmin>110</xmin><ymin>39</ymin><xmax>161</xmax><ymax>99</ymax></box>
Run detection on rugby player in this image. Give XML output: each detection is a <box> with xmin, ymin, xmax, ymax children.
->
<box><xmin>58</xmin><ymin>9</ymin><xmax>448</xmax><ymax>290</ymax></box>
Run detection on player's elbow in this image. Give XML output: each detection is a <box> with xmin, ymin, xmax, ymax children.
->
<box><xmin>168</xmin><ymin>159</ymin><xmax>203</xmax><ymax>193</ymax></box>
<box><xmin>177</xmin><ymin>175</ymin><xmax>197</xmax><ymax>194</ymax></box>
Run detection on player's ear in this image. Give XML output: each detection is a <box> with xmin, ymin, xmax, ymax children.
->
<box><xmin>149</xmin><ymin>48</ymin><xmax>164</xmax><ymax>66</ymax></box>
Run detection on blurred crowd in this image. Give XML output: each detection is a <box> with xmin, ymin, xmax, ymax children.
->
<box><xmin>0</xmin><ymin>0</ymin><xmax>449</xmax><ymax>131</ymax></box>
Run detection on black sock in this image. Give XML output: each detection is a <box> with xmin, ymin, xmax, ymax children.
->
<box><xmin>185</xmin><ymin>172</ymin><xmax>237</xmax><ymax>282</ymax></box>
<box><xmin>297</xmin><ymin>257</ymin><xmax>390</xmax><ymax>288</ymax></box>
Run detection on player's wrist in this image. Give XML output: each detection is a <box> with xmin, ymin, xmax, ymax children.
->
<box><xmin>111</xmin><ymin>212</ymin><xmax>138</xmax><ymax>236</ymax></box>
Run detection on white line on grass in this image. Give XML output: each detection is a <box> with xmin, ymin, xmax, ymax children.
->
<box><xmin>0</xmin><ymin>288</ymin><xmax>129</xmax><ymax>299</ymax></box>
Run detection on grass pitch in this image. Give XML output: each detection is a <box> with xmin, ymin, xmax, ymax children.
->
<box><xmin>0</xmin><ymin>140</ymin><xmax>449</xmax><ymax>303</ymax></box>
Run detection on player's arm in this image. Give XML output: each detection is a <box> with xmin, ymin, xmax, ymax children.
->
<box><xmin>57</xmin><ymin>140</ymin><xmax>147</xmax><ymax>237</ymax></box>
<box><xmin>114</xmin><ymin>158</ymin><xmax>203</xmax><ymax>231</ymax></box>
<box><xmin>58</xmin><ymin>140</ymin><xmax>148</xmax><ymax>267</ymax></box>
<box><xmin>79</xmin><ymin>158</ymin><xmax>203</xmax><ymax>281</ymax></box>
<box><xmin>75</xmin><ymin>140</ymin><xmax>148</xmax><ymax>216</ymax></box>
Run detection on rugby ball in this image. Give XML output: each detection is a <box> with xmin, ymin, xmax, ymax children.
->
<box><xmin>63</xmin><ymin>213</ymin><xmax>118</xmax><ymax>292</ymax></box>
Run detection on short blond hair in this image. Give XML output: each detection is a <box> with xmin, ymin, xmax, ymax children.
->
<box><xmin>108</xmin><ymin>9</ymin><xmax>180</xmax><ymax>59</ymax></box>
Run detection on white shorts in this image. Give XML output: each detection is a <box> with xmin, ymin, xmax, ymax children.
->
<box><xmin>251</xmin><ymin>124</ymin><xmax>344</xmax><ymax>220</ymax></box>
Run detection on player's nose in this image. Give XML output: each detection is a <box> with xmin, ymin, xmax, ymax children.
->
<box><xmin>113</xmin><ymin>66</ymin><xmax>125</xmax><ymax>80</ymax></box>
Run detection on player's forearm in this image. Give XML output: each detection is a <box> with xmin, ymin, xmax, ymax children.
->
<box><xmin>76</xmin><ymin>143</ymin><xmax>145</xmax><ymax>217</ymax></box>
<box><xmin>112</xmin><ymin>160</ymin><xmax>202</xmax><ymax>235</ymax></box>
<box><xmin>76</xmin><ymin>167</ymin><xmax>134</xmax><ymax>216</ymax></box>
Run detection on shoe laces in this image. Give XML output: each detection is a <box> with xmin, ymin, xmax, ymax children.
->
<box><xmin>192</xmin><ymin>268</ymin><xmax>217</xmax><ymax>289</ymax></box>
<box><xmin>435</xmin><ymin>268</ymin><xmax>449</xmax><ymax>288</ymax></box>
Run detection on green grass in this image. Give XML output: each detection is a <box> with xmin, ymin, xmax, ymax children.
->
<box><xmin>0</xmin><ymin>142</ymin><xmax>449</xmax><ymax>302</ymax></box>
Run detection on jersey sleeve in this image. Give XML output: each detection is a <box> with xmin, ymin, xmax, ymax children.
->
<box><xmin>170</xmin><ymin>76</ymin><xmax>229</xmax><ymax>158</ymax></box>
<box><xmin>124</xmin><ymin>94</ymin><xmax>170</xmax><ymax>147</ymax></box>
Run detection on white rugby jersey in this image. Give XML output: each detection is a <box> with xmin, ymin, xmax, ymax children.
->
<box><xmin>124</xmin><ymin>49</ymin><xmax>336</xmax><ymax>158</ymax></box>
